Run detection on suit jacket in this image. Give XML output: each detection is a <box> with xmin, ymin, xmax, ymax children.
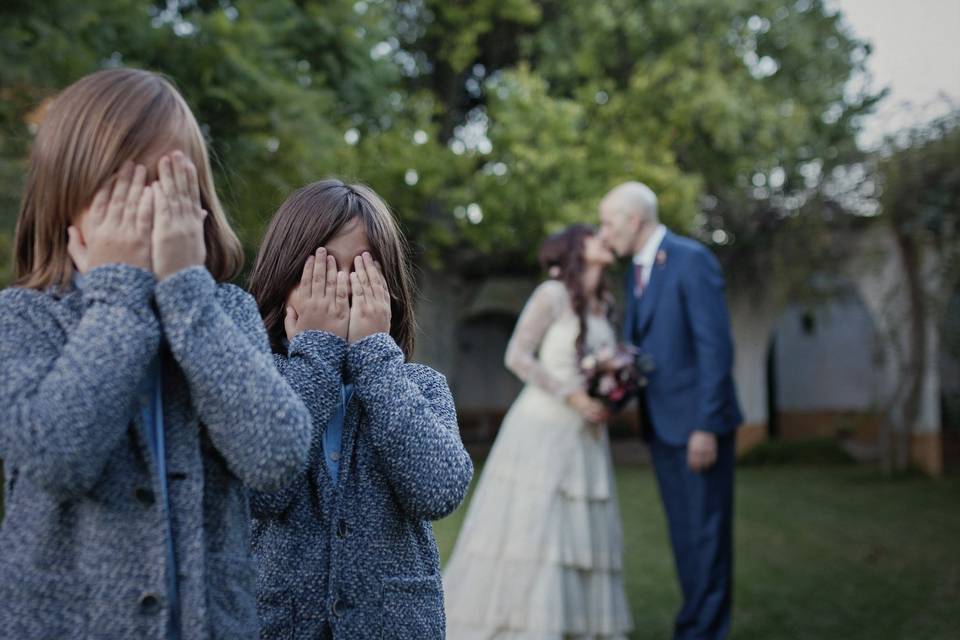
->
<box><xmin>624</xmin><ymin>231</ymin><xmax>743</xmax><ymax>446</ymax></box>
<box><xmin>251</xmin><ymin>331</ymin><xmax>473</xmax><ymax>640</ymax></box>
<box><xmin>0</xmin><ymin>264</ymin><xmax>312</xmax><ymax>640</ymax></box>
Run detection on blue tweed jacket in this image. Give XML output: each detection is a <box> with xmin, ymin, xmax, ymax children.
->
<box><xmin>251</xmin><ymin>331</ymin><xmax>473</xmax><ymax>640</ymax></box>
<box><xmin>0</xmin><ymin>264</ymin><xmax>312</xmax><ymax>640</ymax></box>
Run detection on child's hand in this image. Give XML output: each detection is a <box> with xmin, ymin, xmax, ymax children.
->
<box><xmin>285</xmin><ymin>248</ymin><xmax>350</xmax><ymax>341</ymax></box>
<box><xmin>152</xmin><ymin>151</ymin><xmax>207</xmax><ymax>280</ymax></box>
<box><xmin>68</xmin><ymin>162</ymin><xmax>153</xmax><ymax>274</ymax></box>
<box><xmin>347</xmin><ymin>252</ymin><xmax>391</xmax><ymax>344</ymax></box>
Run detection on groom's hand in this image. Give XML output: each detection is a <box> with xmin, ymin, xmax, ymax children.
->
<box><xmin>687</xmin><ymin>430</ymin><xmax>718</xmax><ymax>473</ymax></box>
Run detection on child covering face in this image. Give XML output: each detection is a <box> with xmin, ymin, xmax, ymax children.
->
<box><xmin>247</xmin><ymin>179</ymin><xmax>473</xmax><ymax>639</ymax></box>
<box><xmin>0</xmin><ymin>68</ymin><xmax>311</xmax><ymax>640</ymax></box>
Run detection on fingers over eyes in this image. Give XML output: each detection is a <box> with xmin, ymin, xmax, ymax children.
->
<box><xmin>312</xmin><ymin>248</ymin><xmax>327</xmax><ymax>293</ymax></box>
<box><xmin>88</xmin><ymin>185</ymin><xmax>110</xmax><ymax>224</ymax></box>
<box><xmin>335</xmin><ymin>271</ymin><xmax>349</xmax><ymax>301</ymax></box>
<box><xmin>172</xmin><ymin>153</ymin><xmax>192</xmax><ymax>205</ymax></box>
<box><xmin>325</xmin><ymin>255</ymin><xmax>338</xmax><ymax>295</ymax></box>
<box><xmin>353</xmin><ymin>256</ymin><xmax>370</xmax><ymax>288</ymax></box>
<box><xmin>185</xmin><ymin>158</ymin><xmax>202</xmax><ymax>209</ymax></box>
<box><xmin>300</xmin><ymin>255</ymin><xmax>315</xmax><ymax>296</ymax></box>
<box><xmin>152</xmin><ymin>181</ymin><xmax>171</xmax><ymax>220</ymax></box>
<box><xmin>365</xmin><ymin>254</ymin><xmax>389</xmax><ymax>301</ymax></box>
<box><xmin>349</xmin><ymin>272</ymin><xmax>363</xmax><ymax>298</ymax></box>
<box><xmin>158</xmin><ymin>156</ymin><xmax>179</xmax><ymax>215</ymax></box>
<box><xmin>136</xmin><ymin>185</ymin><xmax>154</xmax><ymax>234</ymax></box>
<box><xmin>107</xmin><ymin>162</ymin><xmax>134</xmax><ymax>222</ymax></box>
<box><xmin>124</xmin><ymin>165</ymin><xmax>147</xmax><ymax>222</ymax></box>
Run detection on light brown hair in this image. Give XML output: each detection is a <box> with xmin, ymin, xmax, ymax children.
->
<box><xmin>248</xmin><ymin>179</ymin><xmax>418</xmax><ymax>359</ymax></box>
<box><xmin>13</xmin><ymin>67</ymin><xmax>243</xmax><ymax>289</ymax></box>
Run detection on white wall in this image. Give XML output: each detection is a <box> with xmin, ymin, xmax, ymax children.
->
<box><xmin>773</xmin><ymin>297</ymin><xmax>880</xmax><ymax>412</ymax></box>
<box><xmin>728</xmin><ymin>293</ymin><xmax>778</xmax><ymax>427</ymax></box>
<box><xmin>413</xmin><ymin>225</ymin><xmax>943</xmax><ymax>441</ymax></box>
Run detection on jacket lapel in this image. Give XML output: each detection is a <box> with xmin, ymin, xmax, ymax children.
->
<box><xmin>623</xmin><ymin>264</ymin><xmax>638</xmax><ymax>343</ymax></box>
<box><xmin>633</xmin><ymin>232</ymin><xmax>671</xmax><ymax>341</ymax></box>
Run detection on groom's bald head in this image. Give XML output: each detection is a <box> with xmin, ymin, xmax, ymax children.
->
<box><xmin>601</xmin><ymin>182</ymin><xmax>659</xmax><ymax>224</ymax></box>
<box><xmin>598</xmin><ymin>181</ymin><xmax>659</xmax><ymax>257</ymax></box>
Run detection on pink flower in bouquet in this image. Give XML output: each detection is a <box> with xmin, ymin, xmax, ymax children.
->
<box><xmin>608</xmin><ymin>386</ymin><xmax>627</xmax><ymax>402</ymax></box>
<box><xmin>597</xmin><ymin>373</ymin><xmax>618</xmax><ymax>395</ymax></box>
<box><xmin>581</xmin><ymin>343</ymin><xmax>643</xmax><ymax>412</ymax></box>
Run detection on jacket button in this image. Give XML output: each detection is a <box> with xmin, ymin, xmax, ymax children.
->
<box><xmin>138</xmin><ymin>592</ymin><xmax>162</xmax><ymax>614</ymax></box>
<box><xmin>337</xmin><ymin>519</ymin><xmax>348</xmax><ymax>539</ymax></box>
<box><xmin>331</xmin><ymin>597</ymin><xmax>341</xmax><ymax>617</ymax></box>
<box><xmin>134</xmin><ymin>487</ymin><xmax>155</xmax><ymax>505</ymax></box>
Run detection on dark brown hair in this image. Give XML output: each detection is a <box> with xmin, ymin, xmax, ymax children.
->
<box><xmin>248</xmin><ymin>179</ymin><xmax>417</xmax><ymax>358</ymax></box>
<box><xmin>13</xmin><ymin>67</ymin><xmax>243</xmax><ymax>289</ymax></box>
<box><xmin>538</xmin><ymin>223</ymin><xmax>614</xmax><ymax>359</ymax></box>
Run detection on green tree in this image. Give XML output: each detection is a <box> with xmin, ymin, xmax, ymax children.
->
<box><xmin>1</xmin><ymin>0</ymin><xmax>880</xmax><ymax>283</ymax></box>
<box><xmin>0</xmin><ymin>0</ymin><xmax>426</xmax><ymax>280</ymax></box>
<box><xmin>374</xmin><ymin>0</ymin><xmax>881</xmax><ymax>275</ymax></box>
<box><xmin>874</xmin><ymin>111</ymin><xmax>960</xmax><ymax>472</ymax></box>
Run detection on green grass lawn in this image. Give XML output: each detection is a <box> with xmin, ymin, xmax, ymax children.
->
<box><xmin>433</xmin><ymin>460</ymin><xmax>960</xmax><ymax>639</ymax></box>
<box><xmin>1</xmin><ymin>456</ymin><xmax>956</xmax><ymax>638</ymax></box>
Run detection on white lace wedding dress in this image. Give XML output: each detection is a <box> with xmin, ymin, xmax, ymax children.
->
<box><xmin>443</xmin><ymin>280</ymin><xmax>633</xmax><ymax>640</ymax></box>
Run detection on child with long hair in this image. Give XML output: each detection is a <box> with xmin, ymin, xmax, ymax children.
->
<box><xmin>0</xmin><ymin>68</ymin><xmax>312</xmax><ymax>640</ymax></box>
<box><xmin>247</xmin><ymin>179</ymin><xmax>473</xmax><ymax>639</ymax></box>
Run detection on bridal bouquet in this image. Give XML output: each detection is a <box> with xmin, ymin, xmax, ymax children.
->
<box><xmin>580</xmin><ymin>344</ymin><xmax>653</xmax><ymax>413</ymax></box>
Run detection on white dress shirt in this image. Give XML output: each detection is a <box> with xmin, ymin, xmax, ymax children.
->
<box><xmin>632</xmin><ymin>224</ymin><xmax>667</xmax><ymax>293</ymax></box>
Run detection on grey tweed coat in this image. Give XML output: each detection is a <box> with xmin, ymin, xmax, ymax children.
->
<box><xmin>251</xmin><ymin>330</ymin><xmax>473</xmax><ymax>640</ymax></box>
<box><xmin>0</xmin><ymin>264</ymin><xmax>312</xmax><ymax>640</ymax></box>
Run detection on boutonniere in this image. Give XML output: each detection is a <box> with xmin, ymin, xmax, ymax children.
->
<box><xmin>656</xmin><ymin>249</ymin><xmax>667</xmax><ymax>266</ymax></box>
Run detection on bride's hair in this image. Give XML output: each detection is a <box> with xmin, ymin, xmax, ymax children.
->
<box><xmin>538</xmin><ymin>224</ymin><xmax>614</xmax><ymax>361</ymax></box>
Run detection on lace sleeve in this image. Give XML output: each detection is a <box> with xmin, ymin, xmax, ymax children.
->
<box><xmin>504</xmin><ymin>280</ymin><xmax>582</xmax><ymax>399</ymax></box>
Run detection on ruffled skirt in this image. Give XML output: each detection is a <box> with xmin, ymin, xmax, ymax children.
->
<box><xmin>443</xmin><ymin>386</ymin><xmax>633</xmax><ymax>639</ymax></box>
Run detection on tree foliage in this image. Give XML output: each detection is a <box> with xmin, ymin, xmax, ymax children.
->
<box><xmin>878</xmin><ymin>111</ymin><xmax>960</xmax><ymax>268</ymax></box>
<box><xmin>1</xmin><ymin>0</ymin><xmax>879</xmax><ymax>283</ymax></box>
<box><xmin>873</xmin><ymin>111</ymin><xmax>960</xmax><ymax>471</ymax></box>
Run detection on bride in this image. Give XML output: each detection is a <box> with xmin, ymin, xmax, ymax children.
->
<box><xmin>443</xmin><ymin>224</ymin><xmax>633</xmax><ymax>639</ymax></box>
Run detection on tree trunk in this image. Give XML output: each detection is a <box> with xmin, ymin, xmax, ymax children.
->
<box><xmin>888</xmin><ymin>229</ymin><xmax>927</xmax><ymax>472</ymax></box>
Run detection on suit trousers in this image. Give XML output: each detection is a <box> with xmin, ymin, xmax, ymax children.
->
<box><xmin>650</xmin><ymin>433</ymin><xmax>735</xmax><ymax>640</ymax></box>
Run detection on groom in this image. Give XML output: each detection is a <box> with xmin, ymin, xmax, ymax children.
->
<box><xmin>599</xmin><ymin>182</ymin><xmax>743</xmax><ymax>640</ymax></box>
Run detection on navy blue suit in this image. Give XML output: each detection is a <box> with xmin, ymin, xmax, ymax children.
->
<box><xmin>624</xmin><ymin>231</ymin><xmax>742</xmax><ymax>640</ymax></box>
